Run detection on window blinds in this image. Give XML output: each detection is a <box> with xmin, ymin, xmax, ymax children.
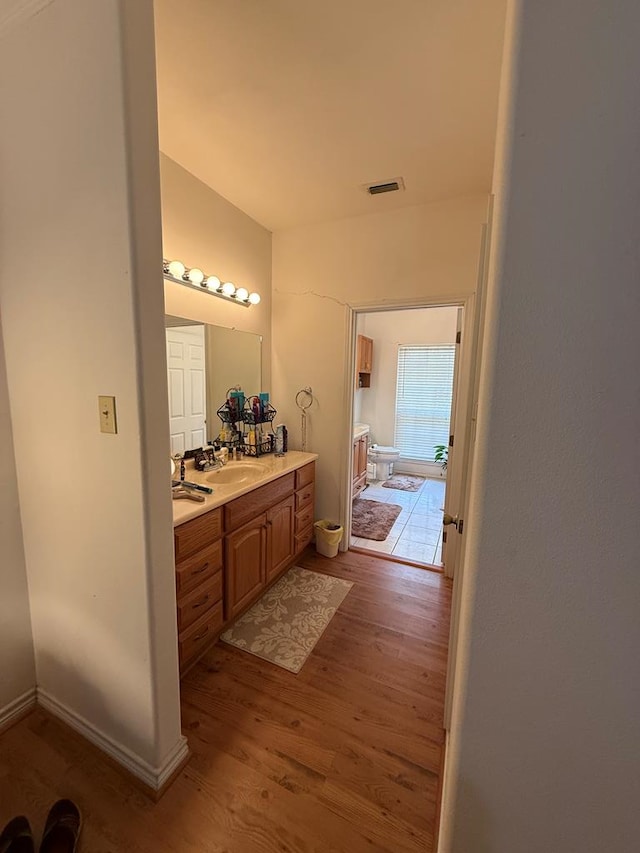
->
<box><xmin>394</xmin><ymin>345</ymin><xmax>455</xmax><ymax>462</ymax></box>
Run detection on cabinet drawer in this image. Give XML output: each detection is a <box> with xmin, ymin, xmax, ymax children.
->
<box><xmin>295</xmin><ymin>482</ymin><xmax>314</xmax><ymax>512</ymax></box>
<box><xmin>177</xmin><ymin>572</ymin><xmax>222</xmax><ymax>632</ymax></box>
<box><xmin>295</xmin><ymin>525</ymin><xmax>313</xmax><ymax>553</ymax></box>
<box><xmin>175</xmin><ymin>540</ymin><xmax>223</xmax><ymax>597</ymax></box>
<box><xmin>225</xmin><ymin>473</ymin><xmax>295</xmax><ymax>532</ymax></box>
<box><xmin>295</xmin><ymin>503</ymin><xmax>314</xmax><ymax>534</ymax></box>
<box><xmin>179</xmin><ymin>602</ymin><xmax>223</xmax><ymax>670</ymax></box>
<box><xmin>174</xmin><ymin>508</ymin><xmax>223</xmax><ymax>562</ymax></box>
<box><xmin>295</xmin><ymin>462</ymin><xmax>315</xmax><ymax>490</ymax></box>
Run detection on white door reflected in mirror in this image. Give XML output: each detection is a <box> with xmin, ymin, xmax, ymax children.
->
<box><xmin>166</xmin><ymin>325</ymin><xmax>206</xmax><ymax>456</ymax></box>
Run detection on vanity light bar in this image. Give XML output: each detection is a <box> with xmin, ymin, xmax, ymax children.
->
<box><xmin>162</xmin><ymin>259</ymin><xmax>261</xmax><ymax>308</ymax></box>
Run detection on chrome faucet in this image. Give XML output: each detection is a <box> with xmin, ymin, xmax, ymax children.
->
<box><xmin>195</xmin><ymin>447</ymin><xmax>227</xmax><ymax>472</ymax></box>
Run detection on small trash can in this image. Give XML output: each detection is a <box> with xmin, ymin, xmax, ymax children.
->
<box><xmin>313</xmin><ymin>520</ymin><xmax>343</xmax><ymax>558</ymax></box>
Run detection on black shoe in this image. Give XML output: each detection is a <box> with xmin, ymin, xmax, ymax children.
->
<box><xmin>38</xmin><ymin>801</ymin><xmax>81</xmax><ymax>853</ymax></box>
<box><xmin>0</xmin><ymin>816</ymin><xmax>34</xmax><ymax>853</ymax></box>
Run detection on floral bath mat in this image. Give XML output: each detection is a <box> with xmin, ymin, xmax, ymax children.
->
<box><xmin>220</xmin><ymin>566</ymin><xmax>353</xmax><ymax>673</ymax></box>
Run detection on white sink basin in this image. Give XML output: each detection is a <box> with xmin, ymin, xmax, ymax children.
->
<box><xmin>205</xmin><ymin>461</ymin><xmax>269</xmax><ymax>485</ymax></box>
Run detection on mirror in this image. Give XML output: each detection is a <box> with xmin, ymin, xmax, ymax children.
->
<box><xmin>165</xmin><ymin>315</ymin><xmax>262</xmax><ymax>454</ymax></box>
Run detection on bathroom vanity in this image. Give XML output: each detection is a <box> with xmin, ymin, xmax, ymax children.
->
<box><xmin>352</xmin><ymin>423</ymin><xmax>369</xmax><ymax>499</ymax></box>
<box><xmin>172</xmin><ymin>451</ymin><xmax>317</xmax><ymax>675</ymax></box>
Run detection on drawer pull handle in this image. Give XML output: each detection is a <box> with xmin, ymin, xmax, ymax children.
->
<box><xmin>193</xmin><ymin>595</ymin><xmax>210</xmax><ymax>609</ymax></box>
<box><xmin>193</xmin><ymin>627</ymin><xmax>209</xmax><ymax>642</ymax></box>
<box><xmin>192</xmin><ymin>561</ymin><xmax>209</xmax><ymax>575</ymax></box>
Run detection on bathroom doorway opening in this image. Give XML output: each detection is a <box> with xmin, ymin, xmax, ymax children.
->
<box><xmin>346</xmin><ymin>299</ymin><xmax>474</xmax><ymax>578</ymax></box>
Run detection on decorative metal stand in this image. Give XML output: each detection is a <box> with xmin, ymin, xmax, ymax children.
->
<box><xmin>216</xmin><ymin>395</ymin><xmax>278</xmax><ymax>457</ymax></box>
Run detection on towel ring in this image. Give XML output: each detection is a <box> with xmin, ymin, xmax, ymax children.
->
<box><xmin>296</xmin><ymin>387</ymin><xmax>314</xmax><ymax>452</ymax></box>
<box><xmin>295</xmin><ymin>387</ymin><xmax>314</xmax><ymax>411</ymax></box>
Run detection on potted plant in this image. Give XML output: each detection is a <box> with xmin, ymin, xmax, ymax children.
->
<box><xmin>434</xmin><ymin>444</ymin><xmax>448</xmax><ymax>471</ymax></box>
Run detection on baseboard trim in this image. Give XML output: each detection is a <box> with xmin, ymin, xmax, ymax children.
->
<box><xmin>0</xmin><ymin>687</ymin><xmax>37</xmax><ymax>735</ymax></box>
<box><xmin>348</xmin><ymin>545</ymin><xmax>444</xmax><ymax>573</ymax></box>
<box><xmin>36</xmin><ymin>688</ymin><xmax>189</xmax><ymax>793</ymax></box>
<box><xmin>394</xmin><ymin>461</ymin><xmax>446</xmax><ymax>479</ymax></box>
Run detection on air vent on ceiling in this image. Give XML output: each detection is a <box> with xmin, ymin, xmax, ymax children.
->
<box><xmin>365</xmin><ymin>177</ymin><xmax>405</xmax><ymax>195</ymax></box>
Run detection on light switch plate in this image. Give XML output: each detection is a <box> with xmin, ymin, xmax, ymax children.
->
<box><xmin>98</xmin><ymin>395</ymin><xmax>118</xmax><ymax>434</ymax></box>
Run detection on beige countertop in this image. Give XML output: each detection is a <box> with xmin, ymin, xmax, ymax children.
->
<box><xmin>353</xmin><ymin>423</ymin><xmax>370</xmax><ymax>439</ymax></box>
<box><xmin>172</xmin><ymin>450</ymin><xmax>318</xmax><ymax>527</ymax></box>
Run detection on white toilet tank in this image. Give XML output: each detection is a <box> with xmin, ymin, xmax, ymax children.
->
<box><xmin>368</xmin><ymin>444</ymin><xmax>401</xmax><ymax>461</ymax></box>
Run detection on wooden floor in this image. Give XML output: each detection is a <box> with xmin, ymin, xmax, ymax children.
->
<box><xmin>0</xmin><ymin>549</ymin><xmax>451</xmax><ymax>852</ymax></box>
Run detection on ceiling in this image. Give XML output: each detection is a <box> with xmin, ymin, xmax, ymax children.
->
<box><xmin>154</xmin><ymin>0</ymin><xmax>507</xmax><ymax>232</ymax></box>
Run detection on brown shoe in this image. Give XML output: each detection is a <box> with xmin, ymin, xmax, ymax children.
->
<box><xmin>0</xmin><ymin>816</ymin><xmax>34</xmax><ymax>853</ymax></box>
<box><xmin>38</xmin><ymin>801</ymin><xmax>81</xmax><ymax>853</ymax></box>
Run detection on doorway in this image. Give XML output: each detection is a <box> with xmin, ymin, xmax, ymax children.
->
<box><xmin>349</xmin><ymin>305</ymin><xmax>459</xmax><ymax>569</ymax></box>
<box><xmin>344</xmin><ymin>296</ymin><xmax>477</xmax><ymax>580</ymax></box>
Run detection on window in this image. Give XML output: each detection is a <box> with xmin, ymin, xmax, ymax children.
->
<box><xmin>394</xmin><ymin>345</ymin><xmax>455</xmax><ymax>462</ymax></box>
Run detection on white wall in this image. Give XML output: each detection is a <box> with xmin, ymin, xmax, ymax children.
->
<box><xmin>0</xmin><ymin>0</ymin><xmax>184</xmax><ymax>783</ymax></box>
<box><xmin>272</xmin><ymin>196</ymin><xmax>487</xmax><ymax>521</ymax></box>
<box><xmin>357</xmin><ymin>307</ymin><xmax>458</xmax><ymax>464</ymax></box>
<box><xmin>0</xmin><ymin>320</ymin><xmax>35</xmax><ymax>719</ymax></box>
<box><xmin>160</xmin><ymin>154</ymin><xmax>272</xmax><ymax>392</ymax></box>
<box><xmin>441</xmin><ymin>1</ymin><xmax>640</xmax><ymax>850</ymax></box>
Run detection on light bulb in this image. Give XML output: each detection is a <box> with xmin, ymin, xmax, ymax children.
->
<box><xmin>188</xmin><ymin>268</ymin><xmax>204</xmax><ymax>286</ymax></box>
<box><xmin>168</xmin><ymin>260</ymin><xmax>185</xmax><ymax>279</ymax></box>
<box><xmin>221</xmin><ymin>281</ymin><xmax>236</xmax><ymax>296</ymax></box>
<box><xmin>248</xmin><ymin>292</ymin><xmax>261</xmax><ymax>305</ymax></box>
<box><xmin>235</xmin><ymin>287</ymin><xmax>249</xmax><ymax>302</ymax></box>
<box><xmin>206</xmin><ymin>275</ymin><xmax>221</xmax><ymax>290</ymax></box>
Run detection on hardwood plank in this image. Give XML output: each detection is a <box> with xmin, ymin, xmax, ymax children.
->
<box><xmin>188</xmin><ymin>656</ymin><xmax>443</xmax><ymax>770</ymax></box>
<box><xmin>0</xmin><ymin>548</ymin><xmax>450</xmax><ymax>852</ymax></box>
<box><xmin>319</xmin><ymin>778</ymin><xmax>433</xmax><ymax>853</ymax></box>
<box><xmin>182</xmin><ymin>687</ymin><xmax>338</xmax><ymax>778</ymax></box>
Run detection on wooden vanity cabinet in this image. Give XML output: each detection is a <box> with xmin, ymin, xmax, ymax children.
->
<box><xmin>223</xmin><ymin>473</ymin><xmax>295</xmax><ymax>623</ymax></box>
<box><xmin>352</xmin><ymin>434</ymin><xmax>368</xmax><ymax>498</ymax></box>
<box><xmin>225</xmin><ymin>487</ymin><xmax>303</xmax><ymax>618</ymax></box>
<box><xmin>174</xmin><ymin>508</ymin><xmax>224</xmax><ymax>674</ymax></box>
<box><xmin>294</xmin><ymin>462</ymin><xmax>315</xmax><ymax>552</ymax></box>
<box><xmin>174</xmin><ymin>461</ymin><xmax>316</xmax><ymax>675</ymax></box>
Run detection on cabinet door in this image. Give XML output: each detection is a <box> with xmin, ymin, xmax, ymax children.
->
<box><xmin>358</xmin><ymin>436</ymin><xmax>369</xmax><ymax>478</ymax></box>
<box><xmin>363</xmin><ymin>337</ymin><xmax>373</xmax><ymax>372</ymax></box>
<box><xmin>356</xmin><ymin>335</ymin><xmax>365</xmax><ymax>372</ymax></box>
<box><xmin>225</xmin><ymin>514</ymin><xmax>267</xmax><ymax>621</ymax></box>
<box><xmin>267</xmin><ymin>495</ymin><xmax>295</xmax><ymax>583</ymax></box>
<box><xmin>353</xmin><ymin>438</ymin><xmax>360</xmax><ymax>488</ymax></box>
<box><xmin>360</xmin><ymin>336</ymin><xmax>371</xmax><ymax>373</ymax></box>
<box><xmin>356</xmin><ymin>335</ymin><xmax>373</xmax><ymax>372</ymax></box>
<box><xmin>352</xmin><ymin>436</ymin><xmax>369</xmax><ymax>498</ymax></box>
<box><xmin>356</xmin><ymin>335</ymin><xmax>373</xmax><ymax>388</ymax></box>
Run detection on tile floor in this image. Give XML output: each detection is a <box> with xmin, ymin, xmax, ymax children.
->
<box><xmin>351</xmin><ymin>475</ymin><xmax>446</xmax><ymax>566</ymax></box>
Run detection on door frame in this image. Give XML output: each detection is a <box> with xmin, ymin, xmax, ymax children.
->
<box><xmin>340</xmin><ymin>294</ymin><xmax>478</xmax><ymax>580</ymax></box>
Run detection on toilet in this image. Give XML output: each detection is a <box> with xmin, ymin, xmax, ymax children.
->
<box><xmin>368</xmin><ymin>444</ymin><xmax>401</xmax><ymax>481</ymax></box>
